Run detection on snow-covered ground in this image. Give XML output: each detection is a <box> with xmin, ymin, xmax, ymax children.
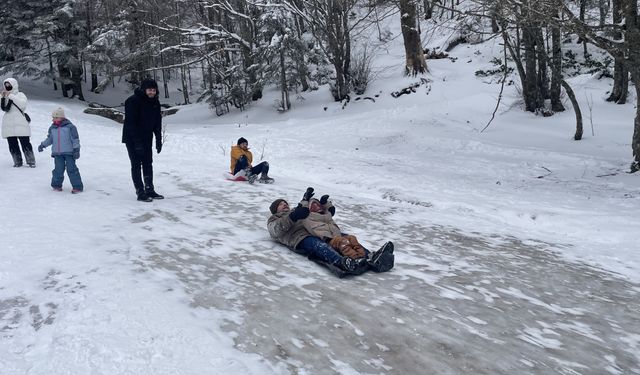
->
<box><xmin>2</xmin><ymin>24</ymin><xmax>640</xmax><ymax>374</ymax></box>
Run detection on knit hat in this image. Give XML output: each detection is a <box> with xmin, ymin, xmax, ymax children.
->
<box><xmin>140</xmin><ymin>78</ymin><xmax>158</xmax><ymax>91</ymax></box>
<box><xmin>237</xmin><ymin>137</ymin><xmax>248</xmax><ymax>145</ymax></box>
<box><xmin>270</xmin><ymin>199</ymin><xmax>287</xmax><ymax>214</ymax></box>
<box><xmin>52</xmin><ymin>107</ymin><xmax>66</xmax><ymax>118</ymax></box>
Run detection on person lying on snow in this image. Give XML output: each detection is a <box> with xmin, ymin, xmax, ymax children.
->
<box><xmin>267</xmin><ymin>187</ymin><xmax>394</xmax><ymax>276</ymax></box>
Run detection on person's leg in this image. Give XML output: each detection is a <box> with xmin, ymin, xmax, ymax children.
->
<box><xmin>141</xmin><ymin>144</ymin><xmax>163</xmax><ymax>199</ymax></box>
<box><xmin>65</xmin><ymin>154</ymin><xmax>83</xmax><ymax>191</ymax></box>
<box><xmin>252</xmin><ymin>161</ymin><xmax>274</xmax><ymax>183</ymax></box>
<box><xmin>233</xmin><ymin>155</ymin><xmax>249</xmax><ymax>174</ymax></box>
<box><xmin>126</xmin><ymin>143</ymin><xmax>144</xmax><ymax>190</ymax></box>
<box><xmin>296</xmin><ymin>236</ymin><xmax>342</xmax><ymax>265</ymax></box>
<box><xmin>51</xmin><ymin>155</ymin><xmax>65</xmax><ymax>189</ymax></box>
<box><xmin>344</xmin><ymin>235</ymin><xmax>369</xmax><ymax>257</ymax></box>
<box><xmin>7</xmin><ymin>137</ymin><xmax>22</xmax><ymax>167</ymax></box>
<box><xmin>126</xmin><ymin>143</ymin><xmax>150</xmax><ymax>201</ymax></box>
<box><xmin>18</xmin><ymin>136</ymin><xmax>35</xmax><ymax>167</ymax></box>
<box><xmin>250</xmin><ymin>161</ymin><xmax>268</xmax><ymax>175</ymax></box>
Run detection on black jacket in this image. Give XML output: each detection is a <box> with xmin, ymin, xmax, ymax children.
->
<box><xmin>122</xmin><ymin>88</ymin><xmax>162</xmax><ymax>145</ymax></box>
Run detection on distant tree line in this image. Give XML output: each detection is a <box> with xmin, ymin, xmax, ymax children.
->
<box><xmin>0</xmin><ymin>0</ymin><xmax>426</xmax><ymax>110</ymax></box>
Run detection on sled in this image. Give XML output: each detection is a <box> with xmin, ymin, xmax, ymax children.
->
<box><xmin>224</xmin><ymin>171</ymin><xmax>248</xmax><ymax>182</ymax></box>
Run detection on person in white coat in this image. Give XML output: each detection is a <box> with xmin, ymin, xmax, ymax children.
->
<box><xmin>1</xmin><ymin>78</ymin><xmax>35</xmax><ymax>167</ymax></box>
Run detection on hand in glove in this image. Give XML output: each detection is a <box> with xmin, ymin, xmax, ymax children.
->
<box><xmin>320</xmin><ymin>194</ymin><xmax>335</xmax><ymax>216</ymax></box>
<box><xmin>156</xmin><ymin>140</ymin><xmax>162</xmax><ymax>154</ymax></box>
<box><xmin>302</xmin><ymin>187</ymin><xmax>314</xmax><ymax>201</ymax></box>
<box><xmin>73</xmin><ymin>148</ymin><xmax>80</xmax><ymax>160</ymax></box>
<box><xmin>289</xmin><ymin>205</ymin><xmax>310</xmax><ymax>222</ymax></box>
<box><xmin>37</xmin><ymin>144</ymin><xmax>44</xmax><ymax>153</ymax></box>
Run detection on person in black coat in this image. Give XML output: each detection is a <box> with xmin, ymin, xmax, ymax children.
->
<box><xmin>123</xmin><ymin>78</ymin><xmax>164</xmax><ymax>202</ymax></box>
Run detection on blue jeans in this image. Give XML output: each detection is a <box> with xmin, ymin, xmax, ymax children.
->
<box><xmin>295</xmin><ymin>236</ymin><xmax>342</xmax><ymax>265</ymax></box>
<box><xmin>52</xmin><ymin>154</ymin><xmax>83</xmax><ymax>190</ymax></box>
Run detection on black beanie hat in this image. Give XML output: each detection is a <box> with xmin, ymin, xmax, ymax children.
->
<box><xmin>270</xmin><ymin>199</ymin><xmax>286</xmax><ymax>214</ymax></box>
<box><xmin>237</xmin><ymin>137</ymin><xmax>248</xmax><ymax>145</ymax></box>
<box><xmin>140</xmin><ymin>78</ymin><xmax>158</xmax><ymax>90</ymax></box>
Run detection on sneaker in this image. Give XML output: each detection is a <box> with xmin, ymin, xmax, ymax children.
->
<box><xmin>71</xmin><ymin>189</ymin><xmax>82</xmax><ymax>194</ymax></box>
<box><xmin>52</xmin><ymin>187</ymin><xmax>63</xmax><ymax>192</ymax></box>
<box><xmin>339</xmin><ymin>257</ymin><xmax>369</xmax><ymax>275</ymax></box>
<box><xmin>247</xmin><ymin>173</ymin><xmax>258</xmax><ymax>184</ymax></box>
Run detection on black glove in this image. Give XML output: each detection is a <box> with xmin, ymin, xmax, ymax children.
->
<box><xmin>37</xmin><ymin>144</ymin><xmax>44</xmax><ymax>152</ymax></box>
<box><xmin>320</xmin><ymin>194</ymin><xmax>329</xmax><ymax>205</ymax></box>
<box><xmin>289</xmin><ymin>205</ymin><xmax>310</xmax><ymax>222</ymax></box>
<box><xmin>73</xmin><ymin>148</ymin><xmax>80</xmax><ymax>160</ymax></box>
<box><xmin>328</xmin><ymin>206</ymin><xmax>336</xmax><ymax>216</ymax></box>
<box><xmin>156</xmin><ymin>140</ymin><xmax>162</xmax><ymax>154</ymax></box>
<box><xmin>302</xmin><ymin>187</ymin><xmax>314</xmax><ymax>201</ymax></box>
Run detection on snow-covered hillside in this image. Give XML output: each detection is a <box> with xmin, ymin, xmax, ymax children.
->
<box><xmin>1</xmin><ymin>19</ymin><xmax>639</xmax><ymax>375</ymax></box>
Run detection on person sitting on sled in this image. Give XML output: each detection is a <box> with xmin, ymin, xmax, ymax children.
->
<box><xmin>267</xmin><ymin>187</ymin><xmax>394</xmax><ymax>276</ymax></box>
<box><xmin>230</xmin><ymin>137</ymin><xmax>274</xmax><ymax>184</ymax></box>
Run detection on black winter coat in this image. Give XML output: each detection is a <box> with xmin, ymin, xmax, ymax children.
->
<box><xmin>122</xmin><ymin>88</ymin><xmax>162</xmax><ymax>145</ymax></box>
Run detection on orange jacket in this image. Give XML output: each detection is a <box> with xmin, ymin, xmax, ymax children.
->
<box><xmin>230</xmin><ymin>145</ymin><xmax>253</xmax><ymax>173</ymax></box>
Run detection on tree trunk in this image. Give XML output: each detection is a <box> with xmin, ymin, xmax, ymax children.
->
<box><xmin>326</xmin><ymin>0</ymin><xmax>350</xmax><ymax>101</ymax></box>
<box><xmin>598</xmin><ymin>0</ymin><xmax>608</xmax><ymax>27</ymax></box>
<box><xmin>399</xmin><ymin>0</ymin><xmax>427</xmax><ymax>76</ymax></box>
<box><xmin>423</xmin><ymin>0</ymin><xmax>433</xmax><ymax>19</ymax></box>
<box><xmin>522</xmin><ymin>25</ymin><xmax>543</xmax><ymax>112</ymax></box>
<box><xmin>46</xmin><ymin>38</ymin><xmax>57</xmax><ymax>91</ymax></box>
<box><xmin>279</xmin><ymin>48</ymin><xmax>290</xmax><ymax>111</ymax></box>
<box><xmin>535</xmin><ymin>28</ymin><xmax>549</xmax><ymax>100</ymax></box>
<box><xmin>626</xmin><ymin>0</ymin><xmax>640</xmax><ymax>163</ymax></box>
<box><xmin>70</xmin><ymin>55</ymin><xmax>85</xmax><ymax>101</ymax></box>
<box><xmin>632</xmin><ymin>80</ymin><xmax>640</xmax><ymax>164</ymax></box>
<box><xmin>579</xmin><ymin>0</ymin><xmax>588</xmax><ymax>56</ymax></box>
<box><xmin>607</xmin><ymin>0</ymin><xmax>628</xmax><ymax>104</ymax></box>
<box><xmin>58</xmin><ymin>63</ymin><xmax>71</xmax><ymax>98</ymax></box>
<box><xmin>550</xmin><ymin>23</ymin><xmax>564</xmax><ymax>111</ymax></box>
<box><xmin>293</xmin><ymin>15</ymin><xmax>310</xmax><ymax>91</ymax></box>
<box><xmin>561</xmin><ymin>80</ymin><xmax>583</xmax><ymax>140</ymax></box>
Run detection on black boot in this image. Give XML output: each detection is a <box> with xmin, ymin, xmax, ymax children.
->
<box><xmin>24</xmin><ymin>149</ymin><xmax>36</xmax><ymax>168</ymax></box>
<box><xmin>368</xmin><ymin>242</ymin><xmax>394</xmax><ymax>272</ymax></box>
<box><xmin>144</xmin><ymin>176</ymin><xmax>164</xmax><ymax>199</ymax></box>
<box><xmin>11</xmin><ymin>153</ymin><xmax>22</xmax><ymax>167</ymax></box>
<box><xmin>339</xmin><ymin>257</ymin><xmax>369</xmax><ymax>275</ymax></box>
<box><xmin>136</xmin><ymin>188</ymin><xmax>153</xmax><ymax>202</ymax></box>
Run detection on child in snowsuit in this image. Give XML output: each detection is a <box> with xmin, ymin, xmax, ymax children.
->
<box><xmin>37</xmin><ymin>108</ymin><xmax>83</xmax><ymax>193</ymax></box>
<box><xmin>299</xmin><ymin>193</ymin><xmax>368</xmax><ymax>260</ymax></box>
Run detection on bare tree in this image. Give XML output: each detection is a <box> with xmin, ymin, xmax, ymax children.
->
<box><xmin>399</xmin><ymin>0</ymin><xmax>428</xmax><ymax>75</ymax></box>
<box><xmin>285</xmin><ymin>0</ymin><xmax>376</xmax><ymax>101</ymax></box>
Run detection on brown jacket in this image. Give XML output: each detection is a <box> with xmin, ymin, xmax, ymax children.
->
<box><xmin>299</xmin><ymin>200</ymin><xmax>341</xmax><ymax>240</ymax></box>
<box><xmin>267</xmin><ymin>210</ymin><xmax>310</xmax><ymax>249</ymax></box>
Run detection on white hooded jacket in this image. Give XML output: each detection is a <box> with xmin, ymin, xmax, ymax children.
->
<box><xmin>1</xmin><ymin>78</ymin><xmax>30</xmax><ymax>138</ymax></box>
